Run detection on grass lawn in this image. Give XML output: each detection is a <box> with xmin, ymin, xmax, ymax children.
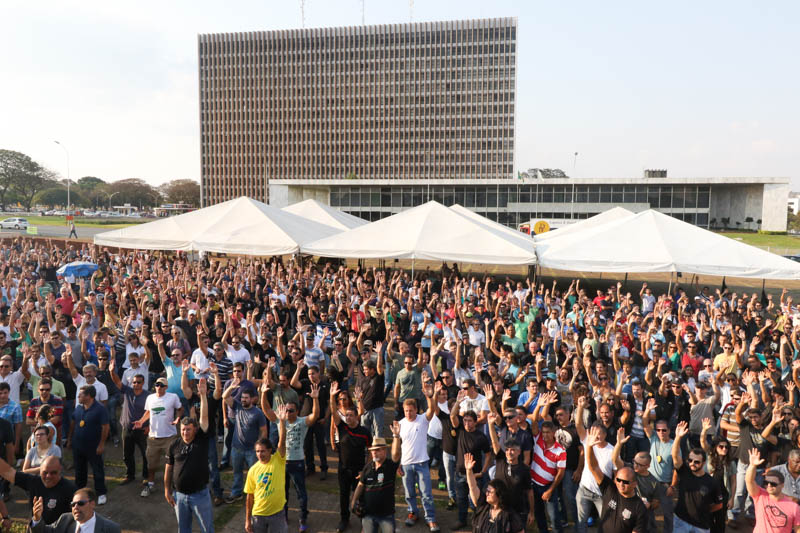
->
<box><xmin>22</xmin><ymin>215</ymin><xmax>142</xmax><ymax>229</ymax></box>
<box><xmin>715</xmin><ymin>231</ymin><xmax>800</xmax><ymax>251</ymax></box>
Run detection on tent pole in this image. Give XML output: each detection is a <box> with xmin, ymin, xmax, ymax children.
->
<box><xmin>623</xmin><ymin>272</ymin><xmax>628</xmax><ymax>292</ymax></box>
<box><xmin>667</xmin><ymin>272</ymin><xmax>673</xmax><ymax>296</ymax></box>
<box><xmin>411</xmin><ymin>258</ymin><xmax>415</xmax><ymax>280</ymax></box>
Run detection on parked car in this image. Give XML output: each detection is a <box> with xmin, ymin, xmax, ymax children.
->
<box><xmin>784</xmin><ymin>254</ymin><xmax>800</xmax><ymax>263</ymax></box>
<box><xmin>0</xmin><ymin>218</ymin><xmax>29</xmax><ymax>230</ymax></box>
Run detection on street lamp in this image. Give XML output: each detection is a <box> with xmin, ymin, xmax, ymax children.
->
<box><xmin>53</xmin><ymin>141</ymin><xmax>70</xmax><ymax>211</ymax></box>
<box><xmin>105</xmin><ymin>191</ymin><xmax>121</xmax><ymax>211</ymax></box>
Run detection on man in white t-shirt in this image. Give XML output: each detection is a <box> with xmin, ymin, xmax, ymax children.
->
<box><xmin>71</xmin><ymin>364</ymin><xmax>109</xmax><ymax>407</ymax></box>
<box><xmin>190</xmin><ymin>334</ymin><xmax>213</xmax><ymax>378</ymax></box>
<box><xmin>396</xmin><ymin>381</ymin><xmax>441</xmax><ymax>533</ymax></box>
<box><xmin>133</xmin><ymin>377</ymin><xmax>182</xmax><ymax>498</ymax></box>
<box><xmin>575</xmin><ymin>396</ymin><xmax>615</xmax><ymax>533</ymax></box>
<box><xmin>458</xmin><ymin>379</ymin><xmax>490</xmax><ymax>426</ymax></box>
<box><xmin>223</xmin><ymin>334</ymin><xmax>250</xmax><ymax>367</ymax></box>
<box><xmin>121</xmin><ymin>351</ymin><xmax>149</xmax><ymax>389</ymax></box>
<box><xmin>0</xmin><ymin>355</ymin><xmax>26</xmax><ymax>404</ymax></box>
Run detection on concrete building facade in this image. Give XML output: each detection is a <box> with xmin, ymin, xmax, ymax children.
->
<box><xmin>198</xmin><ymin>18</ymin><xmax>517</xmax><ymax>206</ymax></box>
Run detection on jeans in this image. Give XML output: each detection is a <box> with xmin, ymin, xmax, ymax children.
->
<box><xmin>655</xmin><ymin>482</ymin><xmax>675</xmax><ymax>533</ymax></box>
<box><xmin>426</xmin><ymin>436</ymin><xmax>445</xmax><ymax>482</ymax></box>
<box><xmin>575</xmin><ymin>485</ymin><xmax>603</xmax><ymax>533</ymax></box>
<box><xmin>121</xmin><ymin>427</ymin><xmax>148</xmax><ymax>480</ymax></box>
<box><xmin>206</xmin><ymin>428</ymin><xmax>223</xmax><ymax>498</ymax></box>
<box><xmin>402</xmin><ymin>462</ymin><xmax>436</xmax><ymax>523</ymax></box>
<box><xmin>673</xmin><ymin>515</ymin><xmax>710</xmax><ymax>533</ymax></box>
<box><xmin>304</xmin><ymin>421</ymin><xmax>328</xmax><ymax>473</ymax></box>
<box><xmin>285</xmin><ymin>459</ymin><xmax>308</xmax><ymax>521</ymax></box>
<box><xmin>73</xmin><ymin>447</ymin><xmax>107</xmax><ymax>496</ymax></box>
<box><xmin>230</xmin><ymin>447</ymin><xmax>257</xmax><ymax>497</ymax></box>
<box><xmin>361</xmin><ymin>407</ymin><xmax>385</xmax><ymax>439</ymax></box>
<box><xmin>442</xmin><ymin>452</ymin><xmax>457</xmax><ymax>500</ymax></box>
<box><xmin>61</xmin><ymin>400</ymin><xmax>74</xmax><ymax>446</ymax></box>
<box><xmin>221</xmin><ymin>422</ymin><xmax>233</xmax><ymax>466</ymax></box>
<box><xmin>268</xmin><ymin>422</ymin><xmax>280</xmax><ymax>450</ymax></box>
<box><xmin>559</xmin><ymin>469</ymin><xmax>578</xmax><ymax>525</ymax></box>
<box><xmin>339</xmin><ymin>466</ymin><xmax>360</xmax><ymax>522</ymax></box>
<box><xmin>732</xmin><ymin>460</ymin><xmax>761</xmax><ymax>519</ymax></box>
<box><xmin>533</xmin><ymin>481</ymin><xmax>563</xmax><ymax>533</ymax></box>
<box><xmin>174</xmin><ymin>489</ymin><xmax>214</xmax><ymax>533</ymax></box>
<box><xmin>106</xmin><ymin>394</ymin><xmax>121</xmax><ymax>439</ymax></box>
<box><xmin>252</xmin><ymin>511</ymin><xmax>288</xmax><ymax>533</ymax></box>
<box><xmin>362</xmin><ymin>515</ymin><xmax>395</xmax><ymax>533</ymax></box>
<box><xmin>455</xmin><ymin>473</ymin><xmax>480</xmax><ymax>524</ymax></box>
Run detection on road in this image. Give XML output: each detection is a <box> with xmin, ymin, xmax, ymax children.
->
<box><xmin>1</xmin><ymin>225</ymin><xmax>110</xmax><ymax>239</ymax></box>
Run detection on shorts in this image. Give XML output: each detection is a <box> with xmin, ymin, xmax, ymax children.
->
<box><xmin>146</xmin><ymin>435</ymin><xmax>176</xmax><ymax>467</ymax></box>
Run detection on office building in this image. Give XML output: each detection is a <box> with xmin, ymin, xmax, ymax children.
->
<box><xmin>199</xmin><ymin>17</ymin><xmax>517</xmax><ymax>206</ymax></box>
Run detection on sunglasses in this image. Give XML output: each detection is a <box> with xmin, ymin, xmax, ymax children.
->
<box><xmin>39</xmin><ymin>388</ymin><xmax>51</xmax><ymax>392</ymax></box>
<box><xmin>688</xmin><ymin>459</ymin><xmax>704</xmax><ymax>465</ymax></box>
<box><xmin>615</xmin><ymin>478</ymin><xmax>632</xmax><ymax>485</ymax></box>
<box><xmin>155</xmin><ymin>383</ymin><xmax>166</xmax><ymax>388</ymax></box>
<box><xmin>286</xmin><ymin>408</ymin><xmax>296</xmax><ymax>413</ymax></box>
<box><xmin>765</xmin><ymin>480</ymin><xmax>782</xmax><ymax>488</ymax></box>
<box><xmin>70</xmin><ymin>500</ymin><xmax>91</xmax><ymax>507</ymax></box>
<box><xmin>655</xmin><ymin>428</ymin><xmax>669</xmax><ymax>433</ymax></box>
<box><xmin>504</xmin><ymin>415</ymin><xmax>515</xmax><ymax>420</ymax></box>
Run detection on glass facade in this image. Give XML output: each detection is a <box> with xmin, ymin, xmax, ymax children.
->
<box><xmin>330</xmin><ymin>183</ymin><xmax>712</xmax><ymax>227</ymax></box>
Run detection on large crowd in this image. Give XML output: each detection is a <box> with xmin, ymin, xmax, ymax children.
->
<box><xmin>0</xmin><ymin>236</ymin><xmax>799</xmax><ymax>533</ymax></box>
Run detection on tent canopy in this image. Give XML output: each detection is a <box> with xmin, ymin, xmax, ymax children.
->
<box><xmin>94</xmin><ymin>196</ymin><xmax>339</xmax><ymax>255</ymax></box>
<box><xmin>282</xmin><ymin>199</ymin><xmax>367</xmax><ymax>231</ymax></box>
<box><xmin>301</xmin><ymin>201</ymin><xmax>537</xmax><ymax>265</ymax></box>
<box><xmin>536</xmin><ymin>209</ymin><xmax>800</xmax><ymax>279</ymax></box>
<box><xmin>534</xmin><ymin>206</ymin><xmax>634</xmax><ymax>241</ymax></box>
<box><xmin>449</xmin><ymin>204</ymin><xmax>534</xmax><ymax>242</ymax></box>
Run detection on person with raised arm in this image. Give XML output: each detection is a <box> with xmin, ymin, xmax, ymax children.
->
<box><xmin>463</xmin><ymin>452</ymin><xmax>524</xmax><ymax>533</ymax></box>
<box><xmin>244</xmin><ymin>405</ymin><xmax>289</xmax><ymax>533</ymax></box>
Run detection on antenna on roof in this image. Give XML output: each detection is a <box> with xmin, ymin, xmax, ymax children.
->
<box><xmin>299</xmin><ymin>0</ymin><xmax>305</xmax><ymax>28</ymax></box>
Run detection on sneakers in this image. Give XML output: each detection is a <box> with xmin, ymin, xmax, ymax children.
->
<box><xmin>335</xmin><ymin>520</ymin><xmax>348</xmax><ymax>533</ymax></box>
<box><xmin>299</xmin><ymin>519</ymin><xmax>309</xmax><ymax>532</ymax></box>
<box><xmin>140</xmin><ymin>483</ymin><xmax>152</xmax><ymax>498</ymax></box>
<box><xmin>405</xmin><ymin>513</ymin><xmax>418</xmax><ymax>527</ymax></box>
<box><xmin>97</xmin><ymin>494</ymin><xmax>107</xmax><ymax>506</ymax></box>
<box><xmin>437</xmin><ymin>481</ymin><xmax>446</xmax><ymax>491</ymax></box>
<box><xmin>446</xmin><ymin>498</ymin><xmax>455</xmax><ymax>510</ymax></box>
<box><xmin>428</xmin><ymin>524</ymin><xmax>440</xmax><ymax>533</ymax></box>
<box><xmin>224</xmin><ymin>493</ymin><xmax>243</xmax><ymax>504</ymax></box>
<box><xmin>213</xmin><ymin>496</ymin><xmax>224</xmax><ymax>506</ymax></box>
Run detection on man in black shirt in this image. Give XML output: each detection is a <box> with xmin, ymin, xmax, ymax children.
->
<box><xmin>357</xmin><ymin>355</ymin><xmax>385</xmax><ymax>439</ymax></box>
<box><xmin>351</xmin><ymin>429</ymin><xmax>402</xmax><ymax>533</ymax></box>
<box><xmin>584</xmin><ymin>427</ymin><xmax>648</xmax><ymax>533</ymax></box>
<box><xmin>165</xmin><ymin>378</ymin><xmax>213</xmax><ymax>533</ymax></box>
<box><xmin>451</xmin><ymin>393</ymin><xmax>493</xmax><ymax>530</ymax></box>
<box><xmin>488</xmin><ymin>413</ymin><xmax>534</xmax><ymax>526</ymax></box>
<box><xmin>0</xmin><ymin>455</ymin><xmax>75</xmax><ymax>526</ymax></box>
<box><xmin>671</xmin><ymin>421</ymin><xmax>723</xmax><ymax>531</ymax></box>
<box><xmin>330</xmin><ymin>383</ymin><xmax>371</xmax><ymax>533</ymax></box>
<box><xmin>554</xmin><ymin>404</ymin><xmax>582</xmax><ymax>525</ymax></box>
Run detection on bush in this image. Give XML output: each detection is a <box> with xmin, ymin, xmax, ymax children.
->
<box><xmin>758</xmin><ymin>230</ymin><xmax>788</xmax><ymax>235</ymax></box>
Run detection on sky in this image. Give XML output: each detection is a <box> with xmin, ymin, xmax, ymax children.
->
<box><xmin>2</xmin><ymin>0</ymin><xmax>799</xmax><ymax>188</ymax></box>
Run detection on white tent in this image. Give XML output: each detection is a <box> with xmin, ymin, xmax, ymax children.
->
<box><xmin>282</xmin><ymin>199</ymin><xmax>367</xmax><ymax>230</ymax></box>
<box><xmin>449</xmin><ymin>204</ymin><xmax>534</xmax><ymax>242</ymax></box>
<box><xmin>94</xmin><ymin>196</ymin><xmax>339</xmax><ymax>255</ymax></box>
<box><xmin>536</xmin><ymin>209</ymin><xmax>800</xmax><ymax>279</ymax></box>
<box><xmin>301</xmin><ymin>201</ymin><xmax>538</xmax><ymax>265</ymax></box>
<box><xmin>534</xmin><ymin>206</ymin><xmax>634</xmax><ymax>241</ymax></box>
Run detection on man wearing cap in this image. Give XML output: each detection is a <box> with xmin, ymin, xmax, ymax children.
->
<box><xmin>350</xmin><ymin>429</ymin><xmax>402</xmax><ymax>533</ymax></box>
<box><xmin>357</xmin><ymin>341</ymin><xmax>385</xmax><ymax>439</ymax></box>
<box><xmin>487</xmin><ymin>412</ymin><xmax>533</xmax><ymax>527</ymax></box>
<box><xmin>133</xmin><ymin>376</ymin><xmax>182</xmax><ymax>498</ymax></box>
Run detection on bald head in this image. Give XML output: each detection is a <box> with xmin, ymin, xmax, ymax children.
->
<box><xmin>39</xmin><ymin>456</ymin><xmax>62</xmax><ymax>488</ymax></box>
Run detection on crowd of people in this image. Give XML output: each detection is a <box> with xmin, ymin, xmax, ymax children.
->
<box><xmin>0</xmin><ymin>236</ymin><xmax>799</xmax><ymax>533</ymax></box>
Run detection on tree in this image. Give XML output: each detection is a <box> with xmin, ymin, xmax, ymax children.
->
<box><xmin>0</xmin><ymin>150</ymin><xmax>38</xmax><ymax>209</ymax></box>
<box><xmin>11</xmin><ymin>163</ymin><xmax>55</xmax><ymax>210</ymax></box>
<box><xmin>158</xmin><ymin>179</ymin><xmax>199</xmax><ymax>206</ymax></box>
<box><xmin>77</xmin><ymin>176</ymin><xmax>106</xmax><ymax>190</ymax></box>
<box><xmin>33</xmin><ymin>187</ymin><xmax>86</xmax><ymax>208</ymax></box>
<box><xmin>105</xmin><ymin>178</ymin><xmax>161</xmax><ymax>208</ymax></box>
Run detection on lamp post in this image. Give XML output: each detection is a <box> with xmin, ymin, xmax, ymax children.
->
<box><xmin>105</xmin><ymin>191</ymin><xmax>121</xmax><ymax>212</ymax></box>
<box><xmin>54</xmin><ymin>141</ymin><xmax>70</xmax><ymax>211</ymax></box>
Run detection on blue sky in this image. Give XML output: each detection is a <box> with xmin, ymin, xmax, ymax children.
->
<box><xmin>2</xmin><ymin>0</ymin><xmax>798</xmax><ymax>188</ymax></box>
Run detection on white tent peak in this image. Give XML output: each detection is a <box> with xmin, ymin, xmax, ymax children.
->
<box><xmin>94</xmin><ymin>196</ymin><xmax>339</xmax><ymax>255</ymax></box>
<box><xmin>282</xmin><ymin>199</ymin><xmax>367</xmax><ymax>230</ymax></box>
<box><xmin>301</xmin><ymin>200</ymin><xmax>537</xmax><ymax>265</ymax></box>
<box><xmin>537</xmin><ymin>208</ymin><xmax>800</xmax><ymax>279</ymax></box>
<box><xmin>534</xmin><ymin>206</ymin><xmax>634</xmax><ymax>241</ymax></box>
<box><xmin>449</xmin><ymin>204</ymin><xmax>533</xmax><ymax>242</ymax></box>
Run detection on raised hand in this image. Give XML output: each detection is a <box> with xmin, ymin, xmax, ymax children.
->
<box><xmin>502</xmin><ymin>389</ymin><xmax>512</xmax><ymax>403</ymax></box>
<box><xmin>198</xmin><ymin>378</ymin><xmax>208</xmax><ymax>396</ymax></box>
<box><xmin>32</xmin><ymin>495</ymin><xmax>43</xmax><ymax>522</ymax></box>
<box><xmin>483</xmin><ymin>383</ymin><xmax>494</xmax><ymax>400</ymax></box>
<box><xmin>463</xmin><ymin>453</ymin><xmax>476</xmax><ymax>472</ymax></box>
<box><xmin>584</xmin><ymin>426</ymin><xmax>601</xmax><ymax>448</ymax></box>
<box><xmin>309</xmin><ymin>383</ymin><xmax>320</xmax><ymax>399</ymax></box>
<box><xmin>646</xmin><ymin>397</ymin><xmax>657</xmax><ymax>412</ymax></box>
<box><xmin>748</xmin><ymin>447</ymin><xmax>765</xmax><ymax>467</ymax></box>
<box><xmin>675</xmin><ymin>421</ymin><xmax>689</xmax><ymax>440</ymax></box>
<box><xmin>276</xmin><ymin>404</ymin><xmax>289</xmax><ymax>421</ymax></box>
<box><xmin>329</xmin><ymin>381</ymin><xmax>340</xmax><ymax>399</ymax></box>
<box><xmin>617</xmin><ymin>426</ymin><xmax>630</xmax><ymax>444</ymax></box>
<box><xmin>701</xmin><ymin>418</ymin><xmax>713</xmax><ymax>432</ymax></box>
<box><xmin>390</xmin><ymin>420</ymin><xmax>401</xmax><ymax>438</ymax></box>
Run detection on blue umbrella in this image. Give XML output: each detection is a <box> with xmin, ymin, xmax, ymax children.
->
<box><xmin>57</xmin><ymin>261</ymin><xmax>99</xmax><ymax>278</ymax></box>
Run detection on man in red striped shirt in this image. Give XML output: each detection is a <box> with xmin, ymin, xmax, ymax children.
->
<box><xmin>530</xmin><ymin>390</ymin><xmax>566</xmax><ymax>533</ymax></box>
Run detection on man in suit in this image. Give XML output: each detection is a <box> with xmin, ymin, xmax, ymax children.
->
<box><xmin>28</xmin><ymin>487</ymin><xmax>120</xmax><ymax>533</ymax></box>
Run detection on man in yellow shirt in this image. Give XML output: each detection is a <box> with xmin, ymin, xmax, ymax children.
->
<box><xmin>712</xmin><ymin>341</ymin><xmax>739</xmax><ymax>375</ymax></box>
<box><xmin>245</xmin><ymin>404</ymin><xmax>288</xmax><ymax>533</ymax></box>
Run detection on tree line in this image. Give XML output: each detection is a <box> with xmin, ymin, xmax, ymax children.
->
<box><xmin>0</xmin><ymin>149</ymin><xmax>199</xmax><ymax>210</ymax></box>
